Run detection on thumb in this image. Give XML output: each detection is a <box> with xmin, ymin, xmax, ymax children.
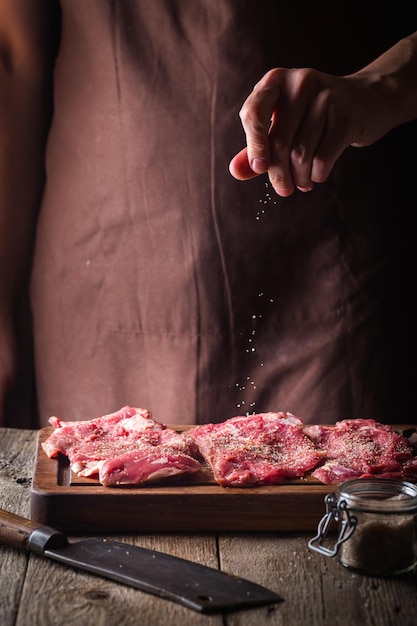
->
<box><xmin>229</xmin><ymin>147</ymin><xmax>259</xmax><ymax>180</ymax></box>
<box><xmin>239</xmin><ymin>68</ymin><xmax>284</xmax><ymax>173</ymax></box>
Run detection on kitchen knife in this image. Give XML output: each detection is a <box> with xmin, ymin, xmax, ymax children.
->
<box><xmin>0</xmin><ymin>508</ymin><xmax>282</xmax><ymax>613</ymax></box>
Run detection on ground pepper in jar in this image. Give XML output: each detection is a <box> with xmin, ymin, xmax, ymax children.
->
<box><xmin>309</xmin><ymin>479</ymin><xmax>417</xmax><ymax>576</ymax></box>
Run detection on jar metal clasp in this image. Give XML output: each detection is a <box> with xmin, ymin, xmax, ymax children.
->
<box><xmin>308</xmin><ymin>493</ymin><xmax>357</xmax><ymax>557</ymax></box>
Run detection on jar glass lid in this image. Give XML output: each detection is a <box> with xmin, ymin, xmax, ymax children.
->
<box><xmin>336</xmin><ymin>478</ymin><xmax>417</xmax><ymax>513</ymax></box>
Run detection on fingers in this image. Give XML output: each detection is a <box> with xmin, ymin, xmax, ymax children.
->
<box><xmin>229</xmin><ymin>68</ymin><xmax>354</xmax><ymax>197</ymax></box>
<box><xmin>239</xmin><ymin>69</ymin><xmax>284</xmax><ymax>173</ymax></box>
<box><xmin>287</xmin><ymin>87</ymin><xmax>331</xmax><ymax>190</ymax></box>
<box><xmin>286</xmin><ymin>89</ymin><xmax>328</xmax><ymax>191</ymax></box>
<box><xmin>230</xmin><ymin>67</ymin><xmax>316</xmax><ymax>196</ymax></box>
<box><xmin>266</xmin><ymin>69</ymin><xmax>313</xmax><ymax>195</ymax></box>
<box><xmin>309</xmin><ymin>91</ymin><xmax>351</xmax><ymax>183</ymax></box>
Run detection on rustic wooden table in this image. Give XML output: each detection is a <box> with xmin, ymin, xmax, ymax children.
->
<box><xmin>1</xmin><ymin>427</ymin><xmax>417</xmax><ymax>626</ymax></box>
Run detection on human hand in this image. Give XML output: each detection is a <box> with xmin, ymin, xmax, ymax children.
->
<box><xmin>229</xmin><ymin>67</ymin><xmax>392</xmax><ymax>197</ymax></box>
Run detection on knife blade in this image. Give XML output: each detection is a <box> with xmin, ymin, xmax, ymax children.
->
<box><xmin>0</xmin><ymin>508</ymin><xmax>282</xmax><ymax>613</ymax></box>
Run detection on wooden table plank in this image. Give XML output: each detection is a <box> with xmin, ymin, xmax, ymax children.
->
<box><xmin>218</xmin><ymin>534</ymin><xmax>417</xmax><ymax>626</ymax></box>
<box><xmin>0</xmin><ymin>429</ymin><xmax>36</xmax><ymax>626</ymax></box>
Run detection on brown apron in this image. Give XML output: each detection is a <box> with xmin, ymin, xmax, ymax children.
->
<box><xmin>27</xmin><ymin>0</ymin><xmax>416</xmax><ymax>426</ymax></box>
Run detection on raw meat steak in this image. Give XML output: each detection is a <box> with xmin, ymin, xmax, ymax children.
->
<box><xmin>304</xmin><ymin>419</ymin><xmax>417</xmax><ymax>484</ymax></box>
<box><xmin>42</xmin><ymin>405</ymin><xmax>201</xmax><ymax>484</ymax></box>
<box><xmin>99</xmin><ymin>429</ymin><xmax>201</xmax><ymax>486</ymax></box>
<box><xmin>188</xmin><ymin>412</ymin><xmax>325</xmax><ymax>486</ymax></box>
<box><xmin>41</xmin><ymin>405</ymin><xmax>163</xmax><ymax>474</ymax></box>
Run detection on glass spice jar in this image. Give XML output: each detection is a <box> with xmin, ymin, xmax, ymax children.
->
<box><xmin>308</xmin><ymin>478</ymin><xmax>417</xmax><ymax>576</ymax></box>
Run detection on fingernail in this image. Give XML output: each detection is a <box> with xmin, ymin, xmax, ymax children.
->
<box><xmin>297</xmin><ymin>186</ymin><xmax>313</xmax><ymax>193</ymax></box>
<box><xmin>276</xmin><ymin>188</ymin><xmax>293</xmax><ymax>197</ymax></box>
<box><xmin>252</xmin><ymin>158</ymin><xmax>268</xmax><ymax>174</ymax></box>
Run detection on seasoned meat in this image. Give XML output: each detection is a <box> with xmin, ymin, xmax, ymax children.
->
<box><xmin>188</xmin><ymin>412</ymin><xmax>325</xmax><ymax>486</ymax></box>
<box><xmin>304</xmin><ymin>419</ymin><xmax>417</xmax><ymax>484</ymax></box>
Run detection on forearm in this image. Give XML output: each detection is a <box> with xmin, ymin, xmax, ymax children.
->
<box><xmin>0</xmin><ymin>1</ymin><xmax>56</xmax><ymax>313</ymax></box>
<box><xmin>0</xmin><ymin>77</ymin><xmax>49</xmax><ymax>423</ymax></box>
<box><xmin>0</xmin><ymin>0</ymin><xmax>57</xmax><ymax>422</ymax></box>
<box><xmin>0</xmin><ymin>79</ymin><xmax>50</xmax><ymax>313</ymax></box>
<box><xmin>350</xmin><ymin>30</ymin><xmax>417</xmax><ymax>143</ymax></box>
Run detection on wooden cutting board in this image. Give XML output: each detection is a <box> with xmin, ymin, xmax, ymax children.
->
<box><xmin>30</xmin><ymin>425</ymin><xmax>417</xmax><ymax>534</ymax></box>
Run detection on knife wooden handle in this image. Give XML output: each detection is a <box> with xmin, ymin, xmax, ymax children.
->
<box><xmin>0</xmin><ymin>509</ymin><xmax>43</xmax><ymax>550</ymax></box>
